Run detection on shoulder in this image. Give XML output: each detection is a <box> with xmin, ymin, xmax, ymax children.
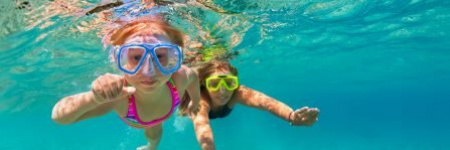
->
<box><xmin>234</xmin><ymin>85</ymin><xmax>253</xmax><ymax>97</ymax></box>
<box><xmin>172</xmin><ymin>65</ymin><xmax>190</xmax><ymax>80</ymax></box>
<box><xmin>171</xmin><ymin>65</ymin><xmax>196</xmax><ymax>88</ymax></box>
<box><xmin>233</xmin><ymin>85</ymin><xmax>256</xmax><ymax>103</ymax></box>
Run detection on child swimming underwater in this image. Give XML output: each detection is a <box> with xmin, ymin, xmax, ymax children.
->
<box><xmin>51</xmin><ymin>18</ymin><xmax>201</xmax><ymax>150</ymax></box>
<box><xmin>181</xmin><ymin>55</ymin><xmax>319</xmax><ymax>150</ymax></box>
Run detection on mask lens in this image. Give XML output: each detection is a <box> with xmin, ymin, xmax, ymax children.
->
<box><xmin>207</xmin><ymin>78</ymin><xmax>221</xmax><ymax>90</ymax></box>
<box><xmin>224</xmin><ymin>78</ymin><xmax>238</xmax><ymax>90</ymax></box>
<box><xmin>119</xmin><ymin>46</ymin><xmax>146</xmax><ymax>72</ymax></box>
<box><xmin>154</xmin><ymin>46</ymin><xmax>180</xmax><ymax>72</ymax></box>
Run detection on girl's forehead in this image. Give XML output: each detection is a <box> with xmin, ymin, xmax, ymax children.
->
<box><xmin>125</xmin><ymin>34</ymin><xmax>169</xmax><ymax>44</ymax></box>
<box><xmin>211</xmin><ymin>70</ymin><xmax>232</xmax><ymax>76</ymax></box>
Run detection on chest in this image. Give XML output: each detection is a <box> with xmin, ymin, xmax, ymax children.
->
<box><xmin>115</xmin><ymin>88</ymin><xmax>185</xmax><ymax>122</ymax></box>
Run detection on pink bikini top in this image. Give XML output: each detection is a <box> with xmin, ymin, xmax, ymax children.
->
<box><xmin>120</xmin><ymin>79</ymin><xmax>180</xmax><ymax>128</ymax></box>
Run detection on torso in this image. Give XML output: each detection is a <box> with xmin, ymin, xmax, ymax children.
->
<box><xmin>112</xmin><ymin>65</ymin><xmax>191</xmax><ymax>127</ymax></box>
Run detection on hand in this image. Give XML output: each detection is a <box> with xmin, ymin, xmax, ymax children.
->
<box><xmin>290</xmin><ymin>106</ymin><xmax>319</xmax><ymax>126</ymax></box>
<box><xmin>91</xmin><ymin>73</ymin><xmax>135</xmax><ymax>104</ymax></box>
<box><xmin>187</xmin><ymin>100</ymin><xmax>200</xmax><ymax>115</ymax></box>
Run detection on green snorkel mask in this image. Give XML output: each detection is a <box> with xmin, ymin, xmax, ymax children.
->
<box><xmin>205</xmin><ymin>74</ymin><xmax>239</xmax><ymax>91</ymax></box>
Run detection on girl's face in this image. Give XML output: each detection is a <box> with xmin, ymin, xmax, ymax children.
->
<box><xmin>206</xmin><ymin>70</ymin><xmax>236</xmax><ymax>106</ymax></box>
<box><xmin>121</xmin><ymin>35</ymin><xmax>173</xmax><ymax>93</ymax></box>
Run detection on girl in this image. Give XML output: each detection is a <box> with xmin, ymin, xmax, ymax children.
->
<box><xmin>180</xmin><ymin>60</ymin><xmax>320</xmax><ymax>150</ymax></box>
<box><xmin>51</xmin><ymin>19</ymin><xmax>201</xmax><ymax>150</ymax></box>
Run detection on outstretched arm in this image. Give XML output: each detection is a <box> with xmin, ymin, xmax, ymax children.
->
<box><xmin>51</xmin><ymin>92</ymin><xmax>112</xmax><ymax>124</ymax></box>
<box><xmin>235</xmin><ymin>86</ymin><xmax>293</xmax><ymax>121</ymax></box>
<box><xmin>234</xmin><ymin>86</ymin><xmax>319</xmax><ymax>126</ymax></box>
<box><xmin>185</xmin><ymin>66</ymin><xmax>202</xmax><ymax>114</ymax></box>
<box><xmin>191</xmin><ymin>100</ymin><xmax>216</xmax><ymax>150</ymax></box>
<box><xmin>51</xmin><ymin>73</ymin><xmax>133</xmax><ymax>124</ymax></box>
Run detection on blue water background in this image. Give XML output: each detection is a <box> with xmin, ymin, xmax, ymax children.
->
<box><xmin>1</xmin><ymin>0</ymin><xmax>450</xmax><ymax>149</ymax></box>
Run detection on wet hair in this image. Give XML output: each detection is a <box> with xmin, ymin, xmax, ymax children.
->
<box><xmin>105</xmin><ymin>18</ymin><xmax>184</xmax><ymax>47</ymax></box>
<box><xmin>178</xmin><ymin>60</ymin><xmax>238</xmax><ymax>116</ymax></box>
<box><xmin>183</xmin><ymin>44</ymin><xmax>240</xmax><ymax>65</ymax></box>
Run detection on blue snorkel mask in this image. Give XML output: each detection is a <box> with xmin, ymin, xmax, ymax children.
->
<box><xmin>109</xmin><ymin>36</ymin><xmax>183</xmax><ymax>77</ymax></box>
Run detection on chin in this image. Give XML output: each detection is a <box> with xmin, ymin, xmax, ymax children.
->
<box><xmin>140</xmin><ymin>85</ymin><xmax>156</xmax><ymax>91</ymax></box>
<box><xmin>215</xmin><ymin>99</ymin><xmax>229</xmax><ymax>106</ymax></box>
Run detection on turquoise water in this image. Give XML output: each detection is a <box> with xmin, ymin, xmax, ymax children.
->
<box><xmin>1</xmin><ymin>0</ymin><xmax>450</xmax><ymax>149</ymax></box>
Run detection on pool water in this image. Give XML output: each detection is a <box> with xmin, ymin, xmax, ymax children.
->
<box><xmin>1</xmin><ymin>0</ymin><xmax>449</xmax><ymax>149</ymax></box>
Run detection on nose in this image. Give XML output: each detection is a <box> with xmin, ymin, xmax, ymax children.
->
<box><xmin>140</xmin><ymin>54</ymin><xmax>156</xmax><ymax>77</ymax></box>
<box><xmin>218</xmin><ymin>86</ymin><xmax>227</xmax><ymax>94</ymax></box>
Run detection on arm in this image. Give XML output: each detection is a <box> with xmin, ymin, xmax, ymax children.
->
<box><xmin>185</xmin><ymin>66</ymin><xmax>201</xmax><ymax>113</ymax></box>
<box><xmin>51</xmin><ymin>73</ymin><xmax>132</xmax><ymax>124</ymax></box>
<box><xmin>235</xmin><ymin>86</ymin><xmax>320</xmax><ymax>126</ymax></box>
<box><xmin>191</xmin><ymin>100</ymin><xmax>216</xmax><ymax>150</ymax></box>
<box><xmin>51</xmin><ymin>92</ymin><xmax>115</xmax><ymax>124</ymax></box>
<box><xmin>234</xmin><ymin>86</ymin><xmax>293</xmax><ymax>122</ymax></box>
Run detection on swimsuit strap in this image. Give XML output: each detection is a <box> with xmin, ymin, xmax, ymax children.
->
<box><xmin>122</xmin><ymin>78</ymin><xmax>180</xmax><ymax>128</ymax></box>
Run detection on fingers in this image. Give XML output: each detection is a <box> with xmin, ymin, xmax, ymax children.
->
<box><xmin>102</xmin><ymin>79</ymin><xmax>115</xmax><ymax>99</ymax></box>
<box><xmin>117</xmin><ymin>76</ymin><xmax>135</xmax><ymax>98</ymax></box>
<box><xmin>92</xmin><ymin>73</ymin><xmax>128</xmax><ymax>103</ymax></box>
<box><xmin>308</xmin><ymin>108</ymin><xmax>319</xmax><ymax>117</ymax></box>
<box><xmin>110</xmin><ymin>75</ymin><xmax>125</xmax><ymax>98</ymax></box>
<box><xmin>294</xmin><ymin>107</ymin><xmax>309</xmax><ymax>119</ymax></box>
<box><xmin>187</xmin><ymin>101</ymin><xmax>200</xmax><ymax>116</ymax></box>
<box><xmin>301</xmin><ymin>108</ymin><xmax>318</xmax><ymax>118</ymax></box>
<box><xmin>92</xmin><ymin>82</ymin><xmax>106</xmax><ymax>101</ymax></box>
<box><xmin>110</xmin><ymin>77</ymin><xmax>121</xmax><ymax>98</ymax></box>
<box><xmin>295</xmin><ymin>107</ymin><xmax>309</xmax><ymax>114</ymax></box>
<box><xmin>193</xmin><ymin>105</ymin><xmax>200</xmax><ymax>113</ymax></box>
<box><xmin>121</xmin><ymin>86</ymin><xmax>136</xmax><ymax>98</ymax></box>
<box><xmin>303</xmin><ymin>108</ymin><xmax>319</xmax><ymax>125</ymax></box>
<box><xmin>290</xmin><ymin>107</ymin><xmax>319</xmax><ymax>126</ymax></box>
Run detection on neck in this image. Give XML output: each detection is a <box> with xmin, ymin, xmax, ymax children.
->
<box><xmin>210</xmin><ymin>102</ymin><xmax>222</xmax><ymax>110</ymax></box>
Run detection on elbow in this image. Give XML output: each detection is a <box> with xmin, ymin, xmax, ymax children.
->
<box><xmin>52</xmin><ymin>118</ymin><xmax>71</xmax><ymax>125</ymax></box>
<box><xmin>201</xmin><ymin>143</ymin><xmax>215</xmax><ymax>150</ymax></box>
<box><xmin>200</xmin><ymin>137</ymin><xmax>215</xmax><ymax>150</ymax></box>
<box><xmin>51</xmin><ymin>116</ymin><xmax>70</xmax><ymax>125</ymax></box>
<box><xmin>51</xmin><ymin>106</ymin><xmax>74</xmax><ymax>125</ymax></box>
<box><xmin>51</xmin><ymin>113</ymin><xmax>73</xmax><ymax>125</ymax></box>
